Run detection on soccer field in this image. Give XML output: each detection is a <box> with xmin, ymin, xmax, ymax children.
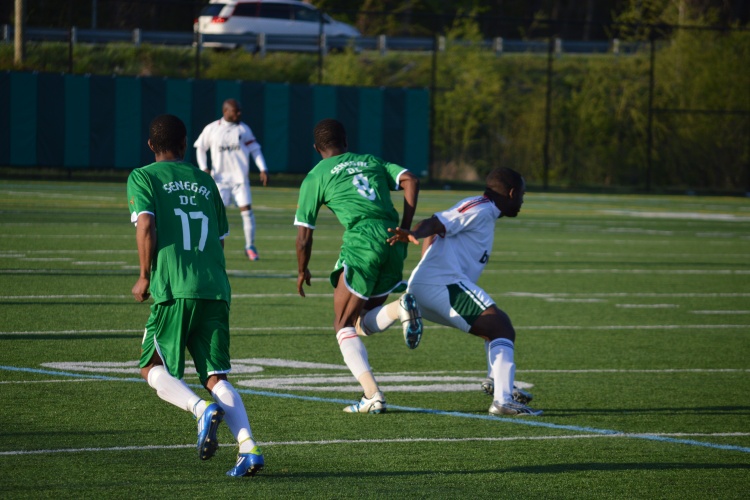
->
<box><xmin>0</xmin><ymin>180</ymin><xmax>748</xmax><ymax>498</ymax></box>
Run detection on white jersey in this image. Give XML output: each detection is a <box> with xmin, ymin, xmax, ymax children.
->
<box><xmin>409</xmin><ymin>195</ymin><xmax>501</xmax><ymax>286</ymax></box>
<box><xmin>193</xmin><ymin>118</ymin><xmax>264</xmax><ymax>185</ymax></box>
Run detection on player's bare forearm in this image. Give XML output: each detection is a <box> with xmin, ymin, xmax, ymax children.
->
<box><xmin>388</xmin><ymin>215</ymin><xmax>445</xmax><ymax>246</ymax></box>
<box><xmin>133</xmin><ymin>213</ymin><xmax>156</xmax><ymax>302</ymax></box>
<box><xmin>411</xmin><ymin>216</ymin><xmax>445</xmax><ymax>240</ymax></box>
<box><xmin>398</xmin><ymin>172</ymin><xmax>420</xmax><ymax>230</ymax></box>
<box><xmin>295</xmin><ymin>226</ymin><xmax>314</xmax><ymax>297</ymax></box>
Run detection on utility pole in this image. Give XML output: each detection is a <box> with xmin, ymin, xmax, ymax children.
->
<box><xmin>14</xmin><ymin>0</ymin><xmax>24</xmax><ymax>66</ymax></box>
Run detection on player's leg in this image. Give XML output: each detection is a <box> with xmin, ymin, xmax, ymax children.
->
<box><xmin>470</xmin><ymin>307</ymin><xmax>541</xmax><ymax>416</ymax></box>
<box><xmin>356</xmin><ymin>241</ymin><xmax>423</xmax><ymax>349</ymax></box>
<box><xmin>188</xmin><ymin>299</ymin><xmax>263</xmax><ymax>475</ymax></box>
<box><xmin>333</xmin><ymin>270</ymin><xmax>386</xmax><ymax>413</ymax></box>
<box><xmin>140</xmin><ymin>300</ymin><xmax>226</xmax><ymax>459</ymax></box>
<box><xmin>235</xmin><ymin>182</ymin><xmax>258</xmax><ymax>261</ymax></box>
<box><xmin>410</xmin><ymin>281</ymin><xmax>539</xmax><ymax>415</ymax></box>
<box><xmin>140</xmin><ymin>300</ymin><xmax>207</xmax><ymax>417</ymax></box>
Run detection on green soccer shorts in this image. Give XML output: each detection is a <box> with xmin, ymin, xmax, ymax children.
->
<box><xmin>330</xmin><ymin>220</ymin><xmax>408</xmax><ymax>299</ymax></box>
<box><xmin>140</xmin><ymin>298</ymin><xmax>231</xmax><ymax>383</ymax></box>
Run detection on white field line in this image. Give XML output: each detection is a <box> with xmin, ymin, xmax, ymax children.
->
<box><xmin>3</xmin><ymin>249</ymin><xmax>750</xmax><ymax>259</ymax></box>
<box><xmin>1</xmin><ymin>368</ymin><xmax>747</xmax><ymax>383</ymax></box>
<box><xmin>2</xmin><ymin>268</ymin><xmax>750</xmax><ymax>276</ymax></box>
<box><xmin>616</xmin><ymin>304</ymin><xmax>680</xmax><ymax>308</ymax></box>
<box><xmin>1</xmin><ymin>324</ymin><xmax>748</xmax><ymax>336</ymax></box>
<box><xmin>3</xmin><ymin>433</ymin><xmax>750</xmax><ymax>457</ymax></box>
<box><xmin>691</xmin><ymin>310</ymin><xmax>750</xmax><ymax>315</ymax></box>
<box><xmin>1</xmin><ymin>292</ymin><xmax>749</xmax><ymax>300</ymax></box>
<box><xmin>0</xmin><ymin>378</ymin><xmax>105</xmax><ymax>384</ymax></box>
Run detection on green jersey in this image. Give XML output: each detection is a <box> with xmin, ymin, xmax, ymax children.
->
<box><xmin>294</xmin><ymin>153</ymin><xmax>406</xmax><ymax>230</ymax></box>
<box><xmin>127</xmin><ymin>161</ymin><xmax>231</xmax><ymax>305</ymax></box>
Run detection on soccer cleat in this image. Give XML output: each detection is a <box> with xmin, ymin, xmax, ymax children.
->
<box><xmin>489</xmin><ymin>400</ymin><xmax>543</xmax><ymax>416</ymax></box>
<box><xmin>343</xmin><ymin>391</ymin><xmax>386</xmax><ymax>414</ymax></box>
<box><xmin>398</xmin><ymin>293</ymin><xmax>423</xmax><ymax>349</ymax></box>
<box><xmin>245</xmin><ymin>246</ymin><xmax>260</xmax><ymax>261</ymax></box>
<box><xmin>227</xmin><ymin>446</ymin><xmax>265</xmax><ymax>477</ymax></box>
<box><xmin>196</xmin><ymin>402</ymin><xmax>225</xmax><ymax>461</ymax></box>
<box><xmin>481</xmin><ymin>378</ymin><xmax>534</xmax><ymax>405</ymax></box>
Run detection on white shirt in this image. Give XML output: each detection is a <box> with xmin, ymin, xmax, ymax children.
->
<box><xmin>193</xmin><ymin>118</ymin><xmax>265</xmax><ymax>185</ymax></box>
<box><xmin>409</xmin><ymin>195</ymin><xmax>501</xmax><ymax>286</ymax></box>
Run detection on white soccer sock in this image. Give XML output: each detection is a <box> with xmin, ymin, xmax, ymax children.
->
<box><xmin>484</xmin><ymin>340</ymin><xmax>492</xmax><ymax>378</ymax></box>
<box><xmin>241</xmin><ymin>209</ymin><xmax>255</xmax><ymax>248</ymax></box>
<box><xmin>337</xmin><ymin>327</ymin><xmax>372</xmax><ymax>379</ymax></box>
<box><xmin>146</xmin><ymin>365</ymin><xmax>203</xmax><ymax>415</ymax></box>
<box><xmin>489</xmin><ymin>338</ymin><xmax>515</xmax><ymax>404</ymax></box>
<box><xmin>360</xmin><ymin>300</ymin><xmax>400</xmax><ymax>335</ymax></box>
<box><xmin>211</xmin><ymin>379</ymin><xmax>256</xmax><ymax>450</ymax></box>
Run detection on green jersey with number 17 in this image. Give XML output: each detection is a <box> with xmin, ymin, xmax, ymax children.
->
<box><xmin>127</xmin><ymin>161</ymin><xmax>231</xmax><ymax>305</ymax></box>
<box><xmin>295</xmin><ymin>153</ymin><xmax>406</xmax><ymax>230</ymax></box>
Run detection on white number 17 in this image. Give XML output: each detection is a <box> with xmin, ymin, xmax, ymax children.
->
<box><xmin>174</xmin><ymin>208</ymin><xmax>208</xmax><ymax>251</ymax></box>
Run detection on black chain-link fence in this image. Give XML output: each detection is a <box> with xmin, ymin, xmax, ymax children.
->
<box><xmin>3</xmin><ymin>3</ymin><xmax>749</xmax><ymax>193</ymax></box>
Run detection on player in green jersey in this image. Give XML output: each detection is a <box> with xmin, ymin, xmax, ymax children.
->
<box><xmin>127</xmin><ymin>114</ymin><xmax>263</xmax><ymax>477</ymax></box>
<box><xmin>295</xmin><ymin>118</ymin><xmax>423</xmax><ymax>414</ymax></box>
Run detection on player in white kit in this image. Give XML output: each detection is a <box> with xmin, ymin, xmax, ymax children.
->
<box><xmin>194</xmin><ymin>99</ymin><xmax>269</xmax><ymax>261</ymax></box>
<box><xmin>386</xmin><ymin>167</ymin><xmax>541</xmax><ymax>416</ymax></box>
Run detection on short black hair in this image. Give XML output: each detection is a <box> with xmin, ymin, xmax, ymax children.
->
<box><xmin>485</xmin><ymin>167</ymin><xmax>524</xmax><ymax>196</ymax></box>
<box><xmin>314</xmin><ymin>118</ymin><xmax>347</xmax><ymax>151</ymax></box>
<box><xmin>149</xmin><ymin>114</ymin><xmax>187</xmax><ymax>154</ymax></box>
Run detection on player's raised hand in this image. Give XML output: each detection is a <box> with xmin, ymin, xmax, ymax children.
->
<box><xmin>297</xmin><ymin>268</ymin><xmax>312</xmax><ymax>297</ymax></box>
<box><xmin>387</xmin><ymin>227</ymin><xmax>420</xmax><ymax>246</ymax></box>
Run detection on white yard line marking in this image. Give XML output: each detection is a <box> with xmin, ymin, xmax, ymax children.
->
<box><xmin>1</xmin><ymin>365</ymin><xmax>748</xmax><ymax>454</ymax></box>
<box><xmin>3</xmin><ymin>433</ymin><xmax>749</xmax><ymax>457</ymax></box>
<box><xmin>691</xmin><ymin>310</ymin><xmax>750</xmax><ymax>315</ymax></box>
<box><xmin>2</xmin><ymin>267</ymin><xmax>750</xmax><ymax>275</ymax></box>
<box><xmin>0</xmin><ymin>324</ymin><xmax>748</xmax><ymax>336</ymax></box>
<box><xmin>0</xmin><ymin>378</ymin><xmax>104</xmax><ymax>384</ymax></box>
<box><xmin>2</xmin><ymin>292</ymin><xmax>750</xmax><ymax>300</ymax></box>
<box><xmin>616</xmin><ymin>304</ymin><xmax>680</xmax><ymax>308</ymax></box>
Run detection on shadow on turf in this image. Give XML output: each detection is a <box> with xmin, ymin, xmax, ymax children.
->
<box><xmin>258</xmin><ymin>462</ymin><xmax>750</xmax><ymax>479</ymax></box>
<box><xmin>538</xmin><ymin>407</ymin><xmax>750</xmax><ymax>416</ymax></box>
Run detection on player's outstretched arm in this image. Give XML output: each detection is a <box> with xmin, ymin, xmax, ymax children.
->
<box><xmin>296</xmin><ymin>226</ymin><xmax>314</xmax><ymax>297</ymax></box>
<box><xmin>387</xmin><ymin>215</ymin><xmax>445</xmax><ymax>246</ymax></box>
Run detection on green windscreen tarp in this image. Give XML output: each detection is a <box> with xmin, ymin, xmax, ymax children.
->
<box><xmin>1</xmin><ymin>71</ymin><xmax>430</xmax><ymax>175</ymax></box>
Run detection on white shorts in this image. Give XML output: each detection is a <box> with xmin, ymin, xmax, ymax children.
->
<box><xmin>407</xmin><ymin>280</ymin><xmax>495</xmax><ymax>333</ymax></box>
<box><xmin>216</xmin><ymin>182</ymin><xmax>252</xmax><ymax>208</ymax></box>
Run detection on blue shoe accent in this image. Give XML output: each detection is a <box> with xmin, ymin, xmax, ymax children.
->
<box><xmin>196</xmin><ymin>402</ymin><xmax>224</xmax><ymax>461</ymax></box>
<box><xmin>227</xmin><ymin>446</ymin><xmax>265</xmax><ymax>477</ymax></box>
<box><xmin>399</xmin><ymin>293</ymin><xmax>423</xmax><ymax>349</ymax></box>
<box><xmin>343</xmin><ymin>392</ymin><xmax>386</xmax><ymax>414</ymax></box>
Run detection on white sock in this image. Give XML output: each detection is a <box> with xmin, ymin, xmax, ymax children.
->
<box><xmin>484</xmin><ymin>340</ymin><xmax>492</xmax><ymax>379</ymax></box>
<box><xmin>489</xmin><ymin>338</ymin><xmax>515</xmax><ymax>404</ymax></box>
<box><xmin>241</xmin><ymin>209</ymin><xmax>255</xmax><ymax>248</ymax></box>
<box><xmin>211</xmin><ymin>379</ymin><xmax>256</xmax><ymax>451</ymax></box>
<box><xmin>360</xmin><ymin>301</ymin><xmax>400</xmax><ymax>335</ymax></box>
<box><xmin>337</xmin><ymin>327</ymin><xmax>372</xmax><ymax>379</ymax></box>
<box><xmin>146</xmin><ymin>365</ymin><xmax>203</xmax><ymax>415</ymax></box>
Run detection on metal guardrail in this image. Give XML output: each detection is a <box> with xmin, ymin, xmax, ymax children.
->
<box><xmin>1</xmin><ymin>25</ymin><xmax>641</xmax><ymax>56</ymax></box>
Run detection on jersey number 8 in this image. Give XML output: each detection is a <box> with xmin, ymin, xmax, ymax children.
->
<box><xmin>353</xmin><ymin>174</ymin><xmax>376</xmax><ymax>201</ymax></box>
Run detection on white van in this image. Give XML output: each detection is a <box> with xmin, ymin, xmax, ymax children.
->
<box><xmin>195</xmin><ymin>0</ymin><xmax>360</xmax><ymax>48</ymax></box>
